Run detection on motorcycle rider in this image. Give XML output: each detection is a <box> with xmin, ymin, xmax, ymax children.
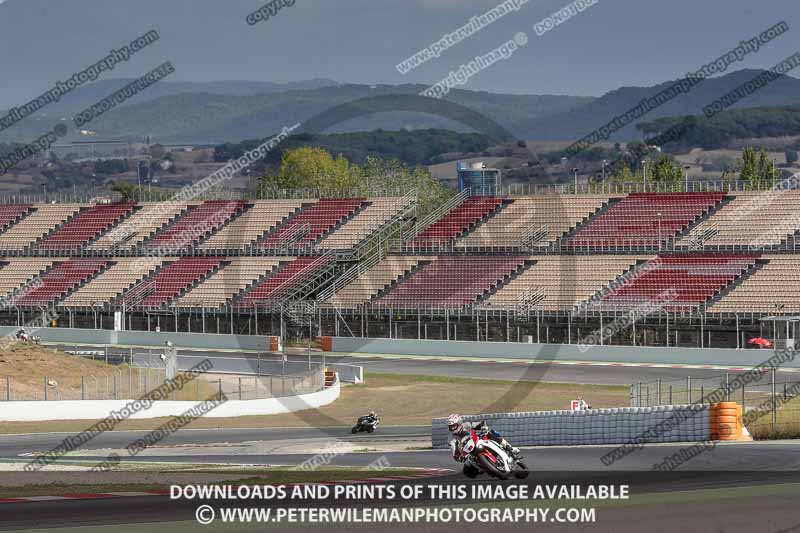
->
<box><xmin>447</xmin><ymin>413</ymin><xmax>519</xmax><ymax>461</ymax></box>
<box><xmin>361</xmin><ymin>411</ymin><xmax>379</xmax><ymax>425</ymax></box>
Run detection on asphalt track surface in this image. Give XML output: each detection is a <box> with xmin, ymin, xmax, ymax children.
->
<box><xmin>56</xmin><ymin>344</ymin><xmax>790</xmax><ymax>386</ymax></box>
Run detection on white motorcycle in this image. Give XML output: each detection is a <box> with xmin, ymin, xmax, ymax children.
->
<box><xmin>455</xmin><ymin>429</ymin><xmax>529</xmax><ymax>480</ymax></box>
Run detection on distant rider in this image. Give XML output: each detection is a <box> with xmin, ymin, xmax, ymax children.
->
<box><xmin>362</xmin><ymin>411</ymin><xmax>379</xmax><ymax>424</ymax></box>
<box><xmin>447</xmin><ymin>413</ymin><xmax>519</xmax><ymax>461</ymax></box>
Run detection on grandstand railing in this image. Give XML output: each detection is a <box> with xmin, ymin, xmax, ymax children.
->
<box><xmin>403</xmin><ymin>187</ymin><xmax>470</xmax><ymax>242</ymax></box>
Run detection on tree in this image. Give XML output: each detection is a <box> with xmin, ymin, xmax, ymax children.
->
<box><xmin>260</xmin><ymin>147</ymin><xmax>362</xmax><ymax>193</ymax></box>
<box><xmin>739</xmin><ymin>147</ymin><xmax>759</xmax><ymax>185</ymax></box>
<box><xmin>360</xmin><ymin>156</ymin><xmax>453</xmax><ymax>219</ymax></box>
<box><xmin>650</xmin><ymin>155</ymin><xmax>683</xmax><ymax>184</ymax></box>
<box><xmin>110</xmin><ymin>180</ymin><xmax>139</xmax><ymax>201</ymax></box>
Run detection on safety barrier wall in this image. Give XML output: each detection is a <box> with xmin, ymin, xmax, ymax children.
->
<box><xmin>327</xmin><ymin>363</ymin><xmax>364</xmax><ymax>383</ymax></box>
<box><xmin>0</xmin><ymin>327</ymin><xmax>271</xmax><ymax>351</ymax></box>
<box><xmin>0</xmin><ymin>375</ymin><xmax>340</xmax><ymax>421</ymax></box>
<box><xmin>431</xmin><ymin>405</ymin><xmax>712</xmax><ymax>448</ymax></box>
<box><xmin>327</xmin><ymin>337</ymin><xmax>799</xmax><ymax>368</ymax></box>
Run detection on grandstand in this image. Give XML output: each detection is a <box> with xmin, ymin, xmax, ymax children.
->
<box><xmin>0</xmin><ymin>190</ymin><xmax>796</xmax><ymax>348</ymax></box>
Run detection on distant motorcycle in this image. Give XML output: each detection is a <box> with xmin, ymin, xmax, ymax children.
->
<box><xmin>456</xmin><ymin>430</ymin><xmax>529</xmax><ymax>480</ymax></box>
<box><xmin>351</xmin><ymin>415</ymin><xmax>380</xmax><ymax>434</ymax></box>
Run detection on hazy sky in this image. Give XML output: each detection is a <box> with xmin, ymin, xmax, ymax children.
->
<box><xmin>0</xmin><ymin>0</ymin><xmax>798</xmax><ymax>107</ymax></box>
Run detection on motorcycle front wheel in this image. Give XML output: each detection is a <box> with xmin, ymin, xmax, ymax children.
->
<box><xmin>351</xmin><ymin>426</ymin><xmax>359</xmax><ymax>434</ymax></box>
<box><xmin>476</xmin><ymin>454</ymin><xmax>511</xmax><ymax>480</ymax></box>
<box><xmin>513</xmin><ymin>461</ymin><xmax>530</xmax><ymax>479</ymax></box>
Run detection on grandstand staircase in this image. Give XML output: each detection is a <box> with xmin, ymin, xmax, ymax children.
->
<box><xmin>671</xmin><ymin>195</ymin><xmax>733</xmax><ymax>250</ymax></box>
<box><xmin>452</xmin><ymin>198</ymin><xmax>513</xmax><ymax>248</ymax></box>
<box><xmin>239</xmin><ymin>204</ymin><xmax>305</xmax><ymax>252</ymax></box>
<box><xmin>227</xmin><ymin>261</ymin><xmax>288</xmax><ymax>308</ymax></box>
<box><xmin>138</xmin><ymin>203</ymin><xmax>201</xmax><ymax>251</ymax></box>
<box><xmin>164</xmin><ymin>259</ymin><xmax>230</xmax><ymax>307</ymax></box>
<box><xmin>81</xmin><ymin>204</ymin><xmax>144</xmax><ymax>253</ymax></box>
<box><xmin>704</xmin><ymin>257</ymin><xmax>767</xmax><ymax>309</ymax></box>
<box><xmin>369</xmin><ymin>259</ymin><xmax>434</xmax><ymax>303</ymax></box>
<box><xmin>233</xmin><ymin>252</ymin><xmax>338</xmax><ymax>310</ymax></box>
<box><xmin>252</xmin><ymin>202</ymin><xmax>312</xmax><ymax>247</ymax></box>
<box><xmin>555</xmin><ymin>197</ymin><xmax>620</xmax><ymax>250</ymax></box>
<box><xmin>304</xmin><ymin>202</ymin><xmax>370</xmax><ymax>251</ymax></box>
<box><xmin>22</xmin><ymin>259</ymin><xmax>115</xmax><ymax>307</ymax></box>
<box><xmin>0</xmin><ymin>205</ymin><xmax>35</xmax><ymax>237</ymax></box>
<box><xmin>348</xmin><ymin>191</ymin><xmax>417</xmax><ymax>260</ymax></box>
<box><xmin>188</xmin><ymin>202</ymin><xmax>253</xmax><ymax>251</ymax></box>
<box><xmin>475</xmin><ymin>259</ymin><xmax>536</xmax><ymax>307</ymax></box>
<box><xmin>26</xmin><ymin>205</ymin><xmax>86</xmax><ymax>255</ymax></box>
<box><xmin>253</xmin><ymin>200</ymin><xmax>368</xmax><ymax>253</ymax></box>
<box><xmin>576</xmin><ymin>258</ymin><xmax>653</xmax><ymax>314</ymax></box>
<box><xmin>401</xmin><ymin>188</ymin><xmax>470</xmax><ymax>246</ymax></box>
<box><xmin>114</xmin><ymin>258</ymin><xmax>228</xmax><ymax>309</ymax></box>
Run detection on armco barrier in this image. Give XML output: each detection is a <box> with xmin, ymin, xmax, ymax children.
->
<box><xmin>325</xmin><ymin>337</ymin><xmax>800</xmax><ymax>369</ymax></box>
<box><xmin>431</xmin><ymin>405</ymin><xmax>711</xmax><ymax>448</ymax></box>
<box><xmin>0</xmin><ymin>375</ymin><xmax>340</xmax><ymax>422</ymax></box>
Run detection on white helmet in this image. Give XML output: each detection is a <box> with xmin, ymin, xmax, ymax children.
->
<box><xmin>447</xmin><ymin>413</ymin><xmax>463</xmax><ymax>433</ymax></box>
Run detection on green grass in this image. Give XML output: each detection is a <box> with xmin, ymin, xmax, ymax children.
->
<box><xmin>0</xmin><ymin>372</ymin><xmax>629</xmax><ymax>434</ymax></box>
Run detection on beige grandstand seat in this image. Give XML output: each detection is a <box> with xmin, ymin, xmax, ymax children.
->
<box><xmin>709</xmin><ymin>255</ymin><xmax>800</xmax><ymax>313</ymax></box>
<box><xmin>0</xmin><ymin>204</ymin><xmax>85</xmax><ymax>251</ymax></box>
<box><xmin>0</xmin><ymin>258</ymin><xmax>60</xmax><ymax>298</ymax></box>
<box><xmin>323</xmin><ymin>255</ymin><xmax>424</xmax><ymax>308</ymax></box>
<box><xmin>88</xmin><ymin>202</ymin><xmax>188</xmax><ymax>252</ymax></box>
<box><xmin>484</xmin><ymin>255</ymin><xmax>650</xmax><ymax>311</ymax></box>
<box><xmin>318</xmin><ymin>197</ymin><xmax>410</xmax><ymax>250</ymax></box>
<box><xmin>199</xmin><ymin>201</ymin><xmax>303</xmax><ymax>251</ymax></box>
<box><xmin>61</xmin><ymin>257</ymin><xmax>169</xmax><ymax>307</ymax></box>
<box><xmin>458</xmin><ymin>194</ymin><xmax>610</xmax><ymax>249</ymax></box>
<box><xmin>677</xmin><ymin>190</ymin><xmax>800</xmax><ymax>249</ymax></box>
<box><xmin>176</xmin><ymin>257</ymin><xmax>292</xmax><ymax>308</ymax></box>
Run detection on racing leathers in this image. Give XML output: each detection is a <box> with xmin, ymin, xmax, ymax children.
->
<box><xmin>449</xmin><ymin>420</ymin><xmax>519</xmax><ymax>461</ymax></box>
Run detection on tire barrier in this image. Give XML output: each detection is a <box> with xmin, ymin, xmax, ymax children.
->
<box><xmin>431</xmin><ymin>405</ymin><xmax>713</xmax><ymax>449</ymax></box>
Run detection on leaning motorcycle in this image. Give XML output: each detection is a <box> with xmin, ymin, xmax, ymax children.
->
<box><xmin>456</xmin><ymin>430</ymin><xmax>529</xmax><ymax>480</ymax></box>
<box><xmin>351</xmin><ymin>415</ymin><xmax>380</xmax><ymax>434</ymax></box>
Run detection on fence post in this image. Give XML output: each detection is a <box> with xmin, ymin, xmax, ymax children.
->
<box><xmin>657</xmin><ymin>379</ymin><xmax>662</xmax><ymax>405</ymax></box>
<box><xmin>81</xmin><ymin>376</ymin><xmax>85</xmax><ymax>401</ymax></box>
<box><xmin>772</xmin><ymin>367</ymin><xmax>777</xmax><ymax>434</ymax></box>
<box><xmin>238</xmin><ymin>377</ymin><xmax>242</xmax><ymax>400</ymax></box>
<box><xmin>700</xmin><ymin>384</ymin><xmax>704</xmax><ymax>403</ymax></box>
<box><xmin>725</xmin><ymin>373</ymin><xmax>730</xmax><ymax>401</ymax></box>
<box><xmin>113</xmin><ymin>373</ymin><xmax>117</xmax><ymax>400</ymax></box>
<box><xmin>44</xmin><ymin>376</ymin><xmax>48</xmax><ymax>401</ymax></box>
<box><xmin>687</xmin><ymin>376</ymin><xmax>691</xmax><ymax>404</ymax></box>
<box><xmin>669</xmin><ymin>385</ymin><xmax>673</xmax><ymax>405</ymax></box>
<box><xmin>742</xmin><ymin>382</ymin><xmax>745</xmax><ymax>412</ymax></box>
<box><xmin>218</xmin><ymin>379</ymin><xmax>222</xmax><ymax>398</ymax></box>
<box><xmin>6</xmin><ymin>377</ymin><xmax>9</xmax><ymax>401</ymax></box>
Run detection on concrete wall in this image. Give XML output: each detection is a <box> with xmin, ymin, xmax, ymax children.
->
<box><xmin>0</xmin><ymin>377</ymin><xmax>340</xmax><ymax>422</ymax></box>
<box><xmin>328</xmin><ymin>337</ymin><xmax>794</xmax><ymax>368</ymax></box>
<box><xmin>1</xmin><ymin>327</ymin><xmax>270</xmax><ymax>351</ymax></box>
<box><xmin>431</xmin><ymin>405</ymin><xmax>711</xmax><ymax>448</ymax></box>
